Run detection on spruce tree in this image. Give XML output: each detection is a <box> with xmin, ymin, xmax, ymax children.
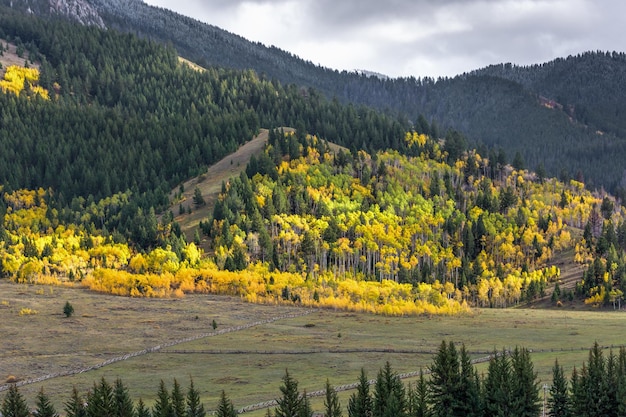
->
<box><xmin>510</xmin><ymin>347</ymin><xmax>540</xmax><ymax>417</ymax></box>
<box><xmin>297</xmin><ymin>391</ymin><xmax>312</xmax><ymax>417</ymax></box>
<box><xmin>186</xmin><ymin>378</ymin><xmax>206</xmax><ymax>417</ymax></box>
<box><xmin>324</xmin><ymin>380</ymin><xmax>343</xmax><ymax>417</ymax></box>
<box><xmin>215</xmin><ymin>391</ymin><xmax>237</xmax><ymax>417</ymax></box>
<box><xmin>113</xmin><ymin>378</ymin><xmax>135</xmax><ymax>417</ymax></box>
<box><xmin>456</xmin><ymin>344</ymin><xmax>481</xmax><ymax>417</ymax></box>
<box><xmin>171</xmin><ymin>379</ymin><xmax>186</xmax><ymax>417</ymax></box>
<box><xmin>35</xmin><ymin>387</ymin><xmax>59</xmax><ymax>417</ymax></box>
<box><xmin>348</xmin><ymin>368</ymin><xmax>372</xmax><ymax>417</ymax></box>
<box><xmin>153</xmin><ymin>380</ymin><xmax>172</xmax><ymax>417</ymax></box>
<box><xmin>1</xmin><ymin>385</ymin><xmax>30</xmax><ymax>417</ymax></box>
<box><xmin>275</xmin><ymin>369</ymin><xmax>303</xmax><ymax>417</ymax></box>
<box><xmin>429</xmin><ymin>340</ymin><xmax>460</xmax><ymax>417</ymax></box>
<box><xmin>86</xmin><ymin>377</ymin><xmax>115</xmax><ymax>417</ymax></box>
<box><xmin>136</xmin><ymin>399</ymin><xmax>151</xmax><ymax>417</ymax></box>
<box><xmin>65</xmin><ymin>386</ymin><xmax>86</xmax><ymax>417</ymax></box>
<box><xmin>548</xmin><ymin>360</ymin><xmax>570</xmax><ymax>417</ymax></box>
<box><xmin>483</xmin><ymin>349</ymin><xmax>511</xmax><ymax>417</ymax></box>
<box><xmin>373</xmin><ymin>362</ymin><xmax>406</xmax><ymax>417</ymax></box>
<box><xmin>407</xmin><ymin>370</ymin><xmax>431</xmax><ymax>417</ymax></box>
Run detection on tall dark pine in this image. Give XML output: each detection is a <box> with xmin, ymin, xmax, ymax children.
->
<box><xmin>113</xmin><ymin>378</ymin><xmax>135</xmax><ymax>417</ymax></box>
<box><xmin>215</xmin><ymin>391</ymin><xmax>237</xmax><ymax>417</ymax></box>
<box><xmin>65</xmin><ymin>386</ymin><xmax>87</xmax><ymax>417</ymax></box>
<box><xmin>482</xmin><ymin>349</ymin><xmax>511</xmax><ymax>417</ymax></box>
<box><xmin>407</xmin><ymin>370</ymin><xmax>431</xmax><ymax>417</ymax></box>
<box><xmin>186</xmin><ymin>378</ymin><xmax>206</xmax><ymax>417</ymax></box>
<box><xmin>510</xmin><ymin>347</ymin><xmax>541</xmax><ymax>417</ymax></box>
<box><xmin>457</xmin><ymin>345</ymin><xmax>482</xmax><ymax>417</ymax></box>
<box><xmin>274</xmin><ymin>369</ymin><xmax>303</xmax><ymax>417</ymax></box>
<box><xmin>1</xmin><ymin>385</ymin><xmax>30</xmax><ymax>417</ymax></box>
<box><xmin>86</xmin><ymin>377</ymin><xmax>115</xmax><ymax>417</ymax></box>
<box><xmin>373</xmin><ymin>362</ymin><xmax>406</xmax><ymax>417</ymax></box>
<box><xmin>429</xmin><ymin>340</ymin><xmax>460</xmax><ymax>417</ymax></box>
<box><xmin>324</xmin><ymin>380</ymin><xmax>343</xmax><ymax>417</ymax></box>
<box><xmin>153</xmin><ymin>380</ymin><xmax>173</xmax><ymax>417</ymax></box>
<box><xmin>35</xmin><ymin>388</ymin><xmax>59</xmax><ymax>417</ymax></box>
<box><xmin>136</xmin><ymin>399</ymin><xmax>151</xmax><ymax>417</ymax></box>
<box><xmin>348</xmin><ymin>368</ymin><xmax>372</xmax><ymax>417</ymax></box>
<box><xmin>547</xmin><ymin>360</ymin><xmax>570</xmax><ymax>417</ymax></box>
<box><xmin>171</xmin><ymin>379</ymin><xmax>186</xmax><ymax>417</ymax></box>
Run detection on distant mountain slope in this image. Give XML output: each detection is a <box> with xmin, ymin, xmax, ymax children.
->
<box><xmin>5</xmin><ymin>0</ymin><xmax>626</xmax><ymax>195</ymax></box>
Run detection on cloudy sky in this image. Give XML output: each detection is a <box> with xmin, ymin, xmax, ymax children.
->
<box><xmin>142</xmin><ymin>0</ymin><xmax>625</xmax><ymax>78</ymax></box>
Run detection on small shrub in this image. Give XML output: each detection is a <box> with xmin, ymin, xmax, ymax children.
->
<box><xmin>5</xmin><ymin>375</ymin><xmax>18</xmax><ymax>383</ymax></box>
<box><xmin>63</xmin><ymin>301</ymin><xmax>74</xmax><ymax>318</ymax></box>
<box><xmin>19</xmin><ymin>308</ymin><xmax>38</xmax><ymax>316</ymax></box>
<box><xmin>212</xmin><ymin>319</ymin><xmax>217</xmax><ymax>330</ymax></box>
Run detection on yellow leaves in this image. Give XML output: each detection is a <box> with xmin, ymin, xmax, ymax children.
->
<box><xmin>0</xmin><ymin>65</ymin><xmax>49</xmax><ymax>99</ymax></box>
<box><xmin>405</xmin><ymin>131</ymin><xmax>427</xmax><ymax>148</ymax></box>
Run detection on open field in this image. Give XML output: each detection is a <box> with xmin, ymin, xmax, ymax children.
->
<box><xmin>1</xmin><ymin>280</ymin><xmax>625</xmax><ymax>415</ymax></box>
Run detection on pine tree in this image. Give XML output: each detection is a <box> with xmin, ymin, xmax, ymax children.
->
<box><xmin>456</xmin><ymin>344</ymin><xmax>481</xmax><ymax>417</ymax></box>
<box><xmin>1</xmin><ymin>385</ymin><xmax>30</xmax><ymax>417</ymax></box>
<box><xmin>373</xmin><ymin>362</ymin><xmax>406</xmax><ymax>417</ymax></box>
<box><xmin>35</xmin><ymin>387</ymin><xmax>59</xmax><ymax>417</ymax></box>
<box><xmin>113</xmin><ymin>378</ymin><xmax>135</xmax><ymax>417</ymax></box>
<box><xmin>407</xmin><ymin>370</ymin><xmax>430</xmax><ymax>417</ymax></box>
<box><xmin>171</xmin><ymin>379</ymin><xmax>186</xmax><ymax>417</ymax></box>
<box><xmin>136</xmin><ymin>399</ymin><xmax>151</xmax><ymax>417</ymax></box>
<box><xmin>483</xmin><ymin>349</ymin><xmax>511</xmax><ymax>417</ymax></box>
<box><xmin>510</xmin><ymin>347</ymin><xmax>540</xmax><ymax>417</ymax></box>
<box><xmin>324</xmin><ymin>380</ymin><xmax>343</xmax><ymax>417</ymax></box>
<box><xmin>348</xmin><ymin>369</ymin><xmax>372</xmax><ymax>417</ymax></box>
<box><xmin>153</xmin><ymin>380</ymin><xmax>172</xmax><ymax>417</ymax></box>
<box><xmin>86</xmin><ymin>377</ymin><xmax>115</xmax><ymax>417</ymax></box>
<box><xmin>275</xmin><ymin>369</ymin><xmax>303</xmax><ymax>417</ymax></box>
<box><xmin>65</xmin><ymin>386</ymin><xmax>86</xmax><ymax>417</ymax></box>
<box><xmin>215</xmin><ymin>391</ymin><xmax>237</xmax><ymax>417</ymax></box>
<box><xmin>548</xmin><ymin>360</ymin><xmax>570</xmax><ymax>417</ymax></box>
<box><xmin>186</xmin><ymin>378</ymin><xmax>206</xmax><ymax>417</ymax></box>
<box><xmin>429</xmin><ymin>340</ymin><xmax>460</xmax><ymax>417</ymax></box>
<box><xmin>297</xmin><ymin>391</ymin><xmax>312</xmax><ymax>417</ymax></box>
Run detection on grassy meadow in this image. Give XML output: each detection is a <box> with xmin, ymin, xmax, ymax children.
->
<box><xmin>1</xmin><ymin>280</ymin><xmax>625</xmax><ymax>415</ymax></box>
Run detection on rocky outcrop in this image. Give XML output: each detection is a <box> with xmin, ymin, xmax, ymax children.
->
<box><xmin>49</xmin><ymin>0</ymin><xmax>106</xmax><ymax>28</ymax></box>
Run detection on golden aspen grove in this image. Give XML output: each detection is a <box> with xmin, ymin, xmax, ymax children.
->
<box><xmin>1</xmin><ymin>129</ymin><xmax>622</xmax><ymax>315</ymax></box>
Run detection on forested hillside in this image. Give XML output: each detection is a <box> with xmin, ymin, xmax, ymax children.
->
<box><xmin>13</xmin><ymin>0</ymin><xmax>624</xmax><ymax>196</ymax></box>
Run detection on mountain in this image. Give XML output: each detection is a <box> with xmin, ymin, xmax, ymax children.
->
<box><xmin>72</xmin><ymin>0</ymin><xmax>626</xmax><ymax>196</ymax></box>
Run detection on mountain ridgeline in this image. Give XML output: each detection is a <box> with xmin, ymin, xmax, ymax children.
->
<box><xmin>11</xmin><ymin>0</ymin><xmax>625</xmax><ymax>197</ymax></box>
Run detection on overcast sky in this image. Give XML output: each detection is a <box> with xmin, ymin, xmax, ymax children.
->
<box><xmin>142</xmin><ymin>0</ymin><xmax>625</xmax><ymax>79</ymax></box>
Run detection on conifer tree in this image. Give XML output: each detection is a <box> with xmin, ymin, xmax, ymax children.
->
<box><xmin>136</xmin><ymin>399</ymin><xmax>151</xmax><ymax>417</ymax></box>
<box><xmin>215</xmin><ymin>390</ymin><xmax>237</xmax><ymax>417</ymax></box>
<box><xmin>35</xmin><ymin>387</ymin><xmax>59</xmax><ymax>417</ymax></box>
<box><xmin>483</xmin><ymin>349</ymin><xmax>511</xmax><ymax>417</ymax></box>
<box><xmin>186</xmin><ymin>378</ymin><xmax>206</xmax><ymax>417</ymax></box>
<box><xmin>373</xmin><ymin>362</ymin><xmax>406</xmax><ymax>417</ymax></box>
<box><xmin>65</xmin><ymin>386</ymin><xmax>86</xmax><ymax>417</ymax></box>
<box><xmin>348</xmin><ymin>369</ymin><xmax>372</xmax><ymax>417</ymax></box>
<box><xmin>407</xmin><ymin>370</ymin><xmax>431</xmax><ymax>417</ymax></box>
<box><xmin>113</xmin><ymin>378</ymin><xmax>135</xmax><ymax>417</ymax></box>
<box><xmin>324</xmin><ymin>380</ymin><xmax>343</xmax><ymax>417</ymax></box>
<box><xmin>86</xmin><ymin>377</ymin><xmax>115</xmax><ymax>417</ymax></box>
<box><xmin>275</xmin><ymin>369</ymin><xmax>303</xmax><ymax>417</ymax></box>
<box><xmin>1</xmin><ymin>385</ymin><xmax>30</xmax><ymax>417</ymax></box>
<box><xmin>171</xmin><ymin>379</ymin><xmax>186</xmax><ymax>417</ymax></box>
<box><xmin>429</xmin><ymin>340</ymin><xmax>460</xmax><ymax>417</ymax></box>
<box><xmin>457</xmin><ymin>344</ymin><xmax>481</xmax><ymax>417</ymax></box>
<box><xmin>297</xmin><ymin>390</ymin><xmax>312</xmax><ymax>417</ymax></box>
<box><xmin>510</xmin><ymin>347</ymin><xmax>540</xmax><ymax>417</ymax></box>
<box><xmin>153</xmin><ymin>380</ymin><xmax>172</xmax><ymax>417</ymax></box>
<box><xmin>548</xmin><ymin>360</ymin><xmax>570</xmax><ymax>417</ymax></box>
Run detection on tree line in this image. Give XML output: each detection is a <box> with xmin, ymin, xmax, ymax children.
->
<box><xmin>3</xmin><ymin>341</ymin><xmax>624</xmax><ymax>417</ymax></box>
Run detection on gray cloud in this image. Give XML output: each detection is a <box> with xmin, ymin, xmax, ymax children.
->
<box><xmin>143</xmin><ymin>0</ymin><xmax>626</xmax><ymax>78</ymax></box>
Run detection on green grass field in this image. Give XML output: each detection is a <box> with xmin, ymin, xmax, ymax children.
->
<box><xmin>1</xmin><ymin>280</ymin><xmax>625</xmax><ymax>415</ymax></box>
